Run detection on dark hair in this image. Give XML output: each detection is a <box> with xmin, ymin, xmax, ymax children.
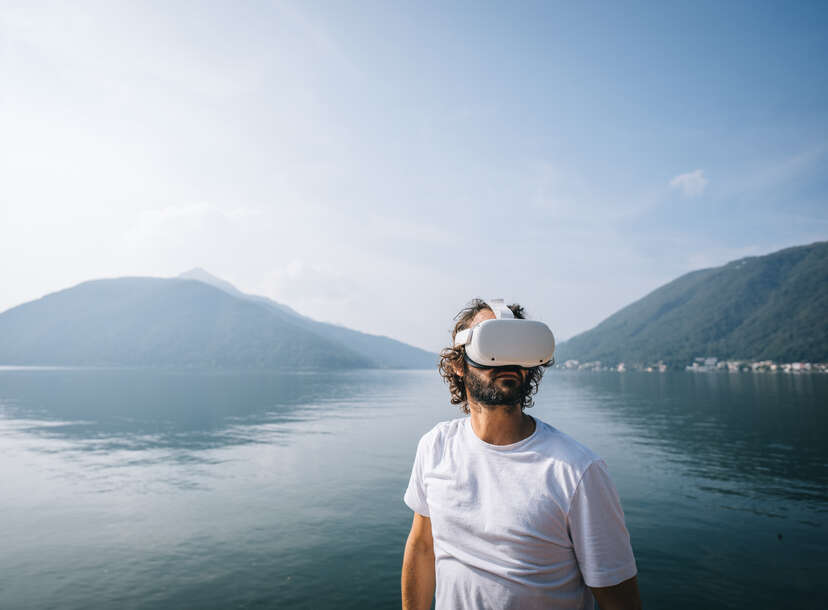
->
<box><xmin>438</xmin><ymin>298</ymin><xmax>551</xmax><ymax>414</ymax></box>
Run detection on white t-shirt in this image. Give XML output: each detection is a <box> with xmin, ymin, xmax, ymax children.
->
<box><xmin>404</xmin><ymin>416</ymin><xmax>637</xmax><ymax>610</ymax></box>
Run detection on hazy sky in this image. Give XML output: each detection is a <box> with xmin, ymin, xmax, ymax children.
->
<box><xmin>2</xmin><ymin>1</ymin><xmax>827</xmax><ymax>351</ymax></box>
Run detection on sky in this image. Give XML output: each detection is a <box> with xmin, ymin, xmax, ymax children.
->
<box><xmin>1</xmin><ymin>1</ymin><xmax>827</xmax><ymax>352</ymax></box>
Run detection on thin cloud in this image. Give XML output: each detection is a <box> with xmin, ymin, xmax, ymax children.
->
<box><xmin>125</xmin><ymin>203</ymin><xmax>262</xmax><ymax>246</ymax></box>
<box><xmin>262</xmin><ymin>259</ymin><xmax>358</xmax><ymax>307</ymax></box>
<box><xmin>669</xmin><ymin>169</ymin><xmax>708</xmax><ymax>197</ymax></box>
<box><xmin>717</xmin><ymin>145</ymin><xmax>826</xmax><ymax>199</ymax></box>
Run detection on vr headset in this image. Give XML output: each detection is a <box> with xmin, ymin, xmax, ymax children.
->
<box><xmin>454</xmin><ymin>299</ymin><xmax>556</xmax><ymax>369</ymax></box>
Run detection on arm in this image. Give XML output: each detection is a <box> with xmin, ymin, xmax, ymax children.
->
<box><xmin>568</xmin><ymin>461</ymin><xmax>640</xmax><ymax>608</ymax></box>
<box><xmin>401</xmin><ymin>512</ymin><xmax>435</xmax><ymax>610</ymax></box>
<box><xmin>590</xmin><ymin>575</ymin><xmax>642</xmax><ymax>610</ymax></box>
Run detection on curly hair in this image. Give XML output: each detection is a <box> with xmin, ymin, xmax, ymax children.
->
<box><xmin>438</xmin><ymin>298</ymin><xmax>551</xmax><ymax>414</ymax></box>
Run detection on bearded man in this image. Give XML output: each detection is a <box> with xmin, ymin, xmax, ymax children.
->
<box><xmin>401</xmin><ymin>299</ymin><xmax>641</xmax><ymax>610</ymax></box>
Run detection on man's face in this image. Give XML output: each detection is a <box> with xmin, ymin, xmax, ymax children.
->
<box><xmin>460</xmin><ymin>309</ymin><xmax>531</xmax><ymax>409</ymax></box>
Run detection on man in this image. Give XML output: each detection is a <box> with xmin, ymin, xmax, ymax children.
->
<box><xmin>401</xmin><ymin>299</ymin><xmax>641</xmax><ymax>610</ymax></box>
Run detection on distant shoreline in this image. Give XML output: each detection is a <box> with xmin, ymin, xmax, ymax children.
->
<box><xmin>555</xmin><ymin>359</ymin><xmax>828</xmax><ymax>374</ymax></box>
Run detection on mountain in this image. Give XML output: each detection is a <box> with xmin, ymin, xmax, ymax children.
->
<box><xmin>178</xmin><ymin>268</ymin><xmax>304</xmax><ymax>319</ymax></box>
<box><xmin>559</xmin><ymin>241</ymin><xmax>828</xmax><ymax>366</ymax></box>
<box><xmin>177</xmin><ymin>268</ymin><xmax>436</xmax><ymax>369</ymax></box>
<box><xmin>0</xmin><ymin>275</ymin><xmax>434</xmax><ymax>369</ymax></box>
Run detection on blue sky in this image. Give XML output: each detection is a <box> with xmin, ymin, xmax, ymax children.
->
<box><xmin>1</xmin><ymin>1</ymin><xmax>826</xmax><ymax>351</ymax></box>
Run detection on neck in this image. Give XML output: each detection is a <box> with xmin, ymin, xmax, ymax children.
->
<box><xmin>467</xmin><ymin>400</ymin><xmax>535</xmax><ymax>445</ymax></box>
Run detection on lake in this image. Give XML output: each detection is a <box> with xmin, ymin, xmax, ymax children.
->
<box><xmin>0</xmin><ymin>368</ymin><xmax>825</xmax><ymax>609</ymax></box>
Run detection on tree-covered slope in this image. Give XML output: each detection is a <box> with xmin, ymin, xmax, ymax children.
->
<box><xmin>559</xmin><ymin>241</ymin><xmax>828</xmax><ymax>366</ymax></box>
<box><xmin>0</xmin><ymin>277</ymin><xmax>375</xmax><ymax>368</ymax></box>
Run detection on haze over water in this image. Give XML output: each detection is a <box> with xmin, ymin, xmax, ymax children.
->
<box><xmin>0</xmin><ymin>368</ymin><xmax>825</xmax><ymax>609</ymax></box>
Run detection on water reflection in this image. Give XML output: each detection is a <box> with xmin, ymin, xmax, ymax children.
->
<box><xmin>0</xmin><ymin>368</ymin><xmax>442</xmax><ymax>610</ymax></box>
<box><xmin>0</xmin><ymin>368</ymin><xmax>410</xmax><ymax>450</ymax></box>
<box><xmin>551</xmin><ymin>371</ymin><xmax>828</xmax><ymax>509</ymax></box>
<box><xmin>1</xmin><ymin>368</ymin><xmax>825</xmax><ymax>610</ymax></box>
<box><xmin>0</xmin><ymin>368</ymin><xmax>428</xmax><ymax>499</ymax></box>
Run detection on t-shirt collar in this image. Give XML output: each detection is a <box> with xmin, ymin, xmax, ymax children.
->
<box><xmin>463</xmin><ymin>415</ymin><xmax>540</xmax><ymax>452</ymax></box>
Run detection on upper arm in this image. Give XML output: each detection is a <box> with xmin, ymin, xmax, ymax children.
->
<box><xmin>589</xmin><ymin>575</ymin><xmax>642</xmax><ymax>610</ymax></box>
<box><xmin>404</xmin><ymin>434</ymin><xmax>431</xmax><ymax>517</ymax></box>
<box><xmin>406</xmin><ymin>513</ymin><xmax>433</xmax><ymax>553</ymax></box>
<box><xmin>568</xmin><ymin>460</ymin><xmax>638</xmax><ymax>588</ymax></box>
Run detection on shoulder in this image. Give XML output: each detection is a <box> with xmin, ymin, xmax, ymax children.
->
<box><xmin>534</xmin><ymin>418</ymin><xmax>601</xmax><ymax>470</ymax></box>
<box><xmin>532</xmin><ymin>418</ymin><xmax>605</xmax><ymax>498</ymax></box>
<box><xmin>416</xmin><ymin>417</ymin><xmax>464</xmax><ymax>452</ymax></box>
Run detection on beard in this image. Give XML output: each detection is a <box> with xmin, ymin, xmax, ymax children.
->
<box><xmin>464</xmin><ymin>364</ymin><xmax>531</xmax><ymax>409</ymax></box>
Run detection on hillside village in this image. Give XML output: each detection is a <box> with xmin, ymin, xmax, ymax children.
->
<box><xmin>559</xmin><ymin>357</ymin><xmax>828</xmax><ymax>374</ymax></box>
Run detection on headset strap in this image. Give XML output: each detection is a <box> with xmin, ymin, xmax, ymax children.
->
<box><xmin>454</xmin><ymin>328</ymin><xmax>472</xmax><ymax>346</ymax></box>
<box><xmin>453</xmin><ymin>298</ymin><xmax>513</xmax><ymax>346</ymax></box>
<box><xmin>485</xmin><ymin>298</ymin><xmax>514</xmax><ymax>319</ymax></box>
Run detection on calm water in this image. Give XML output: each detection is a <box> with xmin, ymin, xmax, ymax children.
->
<box><xmin>0</xmin><ymin>368</ymin><xmax>825</xmax><ymax>609</ymax></box>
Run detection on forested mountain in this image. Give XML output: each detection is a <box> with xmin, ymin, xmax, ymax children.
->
<box><xmin>559</xmin><ymin>241</ymin><xmax>828</xmax><ymax>366</ymax></box>
<box><xmin>0</xmin><ymin>276</ymin><xmax>435</xmax><ymax>369</ymax></box>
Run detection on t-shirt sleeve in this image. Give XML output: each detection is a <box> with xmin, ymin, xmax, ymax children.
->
<box><xmin>403</xmin><ymin>435</ymin><xmax>430</xmax><ymax>517</ymax></box>
<box><xmin>567</xmin><ymin>459</ymin><xmax>637</xmax><ymax>588</ymax></box>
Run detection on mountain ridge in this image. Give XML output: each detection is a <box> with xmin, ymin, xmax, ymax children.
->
<box><xmin>558</xmin><ymin>241</ymin><xmax>828</xmax><ymax>366</ymax></box>
<box><xmin>0</xmin><ymin>275</ymin><xmax>435</xmax><ymax>369</ymax></box>
<box><xmin>175</xmin><ymin>268</ymin><xmax>436</xmax><ymax>369</ymax></box>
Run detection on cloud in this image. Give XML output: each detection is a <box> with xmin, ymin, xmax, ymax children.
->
<box><xmin>717</xmin><ymin>145</ymin><xmax>826</xmax><ymax>199</ymax></box>
<box><xmin>124</xmin><ymin>202</ymin><xmax>262</xmax><ymax>248</ymax></box>
<box><xmin>261</xmin><ymin>259</ymin><xmax>358</xmax><ymax>309</ymax></box>
<box><xmin>669</xmin><ymin>169</ymin><xmax>708</xmax><ymax>197</ymax></box>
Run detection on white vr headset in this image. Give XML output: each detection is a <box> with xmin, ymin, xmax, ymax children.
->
<box><xmin>454</xmin><ymin>299</ymin><xmax>556</xmax><ymax>368</ymax></box>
